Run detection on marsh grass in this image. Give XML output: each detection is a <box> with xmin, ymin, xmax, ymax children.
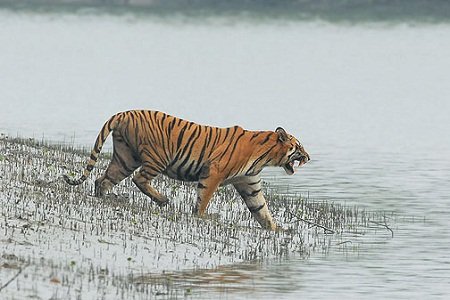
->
<box><xmin>0</xmin><ymin>136</ymin><xmax>392</xmax><ymax>299</ymax></box>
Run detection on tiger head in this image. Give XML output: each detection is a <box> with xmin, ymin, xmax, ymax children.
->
<box><xmin>275</xmin><ymin>127</ymin><xmax>310</xmax><ymax>175</ymax></box>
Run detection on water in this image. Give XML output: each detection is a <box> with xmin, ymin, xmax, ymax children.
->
<box><xmin>1</xmin><ymin>7</ymin><xmax>450</xmax><ymax>299</ymax></box>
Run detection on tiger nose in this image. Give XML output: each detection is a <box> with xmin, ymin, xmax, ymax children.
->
<box><xmin>305</xmin><ymin>153</ymin><xmax>311</xmax><ymax>162</ymax></box>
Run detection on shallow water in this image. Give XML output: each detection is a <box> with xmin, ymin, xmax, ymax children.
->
<box><xmin>1</xmin><ymin>9</ymin><xmax>450</xmax><ymax>299</ymax></box>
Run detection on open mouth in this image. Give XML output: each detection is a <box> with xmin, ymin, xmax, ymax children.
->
<box><xmin>284</xmin><ymin>161</ymin><xmax>295</xmax><ymax>175</ymax></box>
<box><xmin>283</xmin><ymin>156</ymin><xmax>309</xmax><ymax>175</ymax></box>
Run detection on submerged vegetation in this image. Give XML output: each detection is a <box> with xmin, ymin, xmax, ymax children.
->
<box><xmin>0</xmin><ymin>136</ymin><xmax>393</xmax><ymax>299</ymax></box>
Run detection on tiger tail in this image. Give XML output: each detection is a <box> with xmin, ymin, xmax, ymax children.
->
<box><xmin>62</xmin><ymin>112</ymin><xmax>123</xmax><ymax>185</ymax></box>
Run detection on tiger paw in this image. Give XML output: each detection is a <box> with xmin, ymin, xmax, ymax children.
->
<box><xmin>154</xmin><ymin>196</ymin><xmax>169</xmax><ymax>207</ymax></box>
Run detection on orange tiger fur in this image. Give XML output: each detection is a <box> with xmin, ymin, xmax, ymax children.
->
<box><xmin>63</xmin><ymin>110</ymin><xmax>310</xmax><ymax>230</ymax></box>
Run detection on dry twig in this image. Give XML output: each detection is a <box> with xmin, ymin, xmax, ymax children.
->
<box><xmin>287</xmin><ymin>211</ymin><xmax>335</xmax><ymax>234</ymax></box>
<box><xmin>0</xmin><ymin>264</ymin><xmax>28</xmax><ymax>292</ymax></box>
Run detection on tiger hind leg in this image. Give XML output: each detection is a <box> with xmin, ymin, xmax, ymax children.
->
<box><xmin>95</xmin><ymin>137</ymin><xmax>140</xmax><ymax>196</ymax></box>
<box><xmin>132</xmin><ymin>164</ymin><xmax>168</xmax><ymax>207</ymax></box>
<box><xmin>95</xmin><ymin>175</ymin><xmax>114</xmax><ymax>197</ymax></box>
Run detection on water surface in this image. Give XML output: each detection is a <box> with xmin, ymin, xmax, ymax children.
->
<box><xmin>1</xmin><ymin>10</ymin><xmax>449</xmax><ymax>299</ymax></box>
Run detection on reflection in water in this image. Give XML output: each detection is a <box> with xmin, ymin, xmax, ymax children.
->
<box><xmin>132</xmin><ymin>260</ymin><xmax>309</xmax><ymax>297</ymax></box>
<box><xmin>132</xmin><ymin>263</ymin><xmax>258</xmax><ymax>294</ymax></box>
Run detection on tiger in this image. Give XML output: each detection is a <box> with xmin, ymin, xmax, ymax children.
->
<box><xmin>63</xmin><ymin>110</ymin><xmax>310</xmax><ymax>230</ymax></box>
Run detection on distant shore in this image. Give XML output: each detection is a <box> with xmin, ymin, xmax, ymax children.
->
<box><xmin>1</xmin><ymin>0</ymin><xmax>450</xmax><ymax>23</ymax></box>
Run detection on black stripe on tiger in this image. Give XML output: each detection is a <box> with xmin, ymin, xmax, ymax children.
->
<box><xmin>175</xmin><ymin>126</ymin><xmax>202</xmax><ymax>180</ymax></box>
<box><xmin>221</xmin><ymin>131</ymin><xmax>246</xmax><ymax>171</ymax></box>
<box><xmin>212</xmin><ymin>126</ymin><xmax>240</xmax><ymax>162</ymax></box>
<box><xmin>176</xmin><ymin>122</ymin><xmax>190</xmax><ymax>149</ymax></box>
<box><xmin>248</xmin><ymin>203</ymin><xmax>265</xmax><ymax>213</ymax></box>
<box><xmin>245</xmin><ymin>144</ymin><xmax>277</xmax><ymax>176</ymax></box>
<box><xmin>197</xmin><ymin>182</ymin><xmax>207</xmax><ymax>189</ymax></box>
<box><xmin>259</xmin><ymin>133</ymin><xmax>272</xmax><ymax>145</ymax></box>
<box><xmin>113</xmin><ymin>150</ymin><xmax>135</xmax><ymax>174</ymax></box>
<box><xmin>90</xmin><ymin>153</ymin><xmax>98</xmax><ymax>161</ymax></box>
<box><xmin>241</xmin><ymin>189</ymin><xmax>261</xmax><ymax>198</ymax></box>
<box><xmin>248</xmin><ymin>179</ymin><xmax>261</xmax><ymax>186</ymax></box>
<box><xmin>191</xmin><ymin>130</ymin><xmax>211</xmax><ymax>175</ymax></box>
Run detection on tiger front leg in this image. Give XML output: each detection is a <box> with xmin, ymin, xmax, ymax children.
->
<box><xmin>193</xmin><ymin>164</ymin><xmax>222</xmax><ymax>216</ymax></box>
<box><xmin>233</xmin><ymin>176</ymin><xmax>277</xmax><ymax>230</ymax></box>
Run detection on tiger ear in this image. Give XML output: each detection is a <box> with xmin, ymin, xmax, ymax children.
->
<box><xmin>275</xmin><ymin>127</ymin><xmax>288</xmax><ymax>143</ymax></box>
